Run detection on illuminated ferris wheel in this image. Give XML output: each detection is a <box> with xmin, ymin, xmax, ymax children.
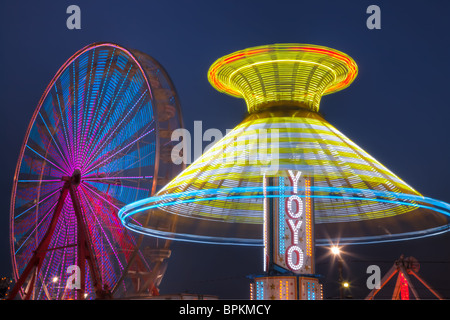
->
<box><xmin>9</xmin><ymin>43</ymin><xmax>184</xmax><ymax>300</ymax></box>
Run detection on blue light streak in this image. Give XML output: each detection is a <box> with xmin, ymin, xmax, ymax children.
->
<box><xmin>119</xmin><ymin>185</ymin><xmax>450</xmax><ymax>246</ymax></box>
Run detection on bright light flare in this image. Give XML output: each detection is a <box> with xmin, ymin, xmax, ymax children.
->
<box><xmin>330</xmin><ymin>246</ymin><xmax>341</xmax><ymax>256</ymax></box>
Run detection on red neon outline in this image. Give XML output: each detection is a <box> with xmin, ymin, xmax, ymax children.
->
<box><xmin>208</xmin><ymin>44</ymin><xmax>358</xmax><ymax>98</ymax></box>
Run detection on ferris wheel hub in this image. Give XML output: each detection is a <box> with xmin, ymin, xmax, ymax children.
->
<box><xmin>71</xmin><ymin>169</ymin><xmax>82</xmax><ymax>186</ymax></box>
<box><xmin>61</xmin><ymin>169</ymin><xmax>82</xmax><ymax>186</ymax></box>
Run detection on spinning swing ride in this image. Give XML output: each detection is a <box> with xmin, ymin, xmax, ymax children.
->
<box><xmin>118</xmin><ymin>44</ymin><xmax>450</xmax><ymax>300</ymax></box>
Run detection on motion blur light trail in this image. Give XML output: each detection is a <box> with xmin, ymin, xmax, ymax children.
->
<box><xmin>119</xmin><ymin>44</ymin><xmax>450</xmax><ymax>247</ymax></box>
<box><xmin>119</xmin><ymin>186</ymin><xmax>450</xmax><ymax>245</ymax></box>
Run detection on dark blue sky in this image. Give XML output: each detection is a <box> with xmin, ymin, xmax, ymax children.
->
<box><xmin>0</xmin><ymin>0</ymin><xmax>449</xmax><ymax>299</ymax></box>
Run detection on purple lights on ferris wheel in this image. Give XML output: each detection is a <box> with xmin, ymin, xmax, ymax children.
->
<box><xmin>9</xmin><ymin>42</ymin><xmax>184</xmax><ymax>300</ymax></box>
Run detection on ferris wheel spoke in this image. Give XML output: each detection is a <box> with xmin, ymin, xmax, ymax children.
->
<box><xmin>14</xmin><ymin>198</ymin><xmax>59</xmax><ymax>256</ymax></box>
<box><xmin>81</xmin><ymin>62</ymin><xmax>134</xmax><ymax>161</ymax></box>
<box><xmin>79</xmin><ymin>184</ymin><xmax>142</xmax><ymax>267</ymax></box>
<box><xmin>53</xmin><ymin>85</ymin><xmax>76</xmax><ymax>170</ymax></box>
<box><xmin>83</xmin><ymin>126</ymin><xmax>155</xmax><ymax>176</ymax></box>
<box><xmin>84</xmin><ymin>180</ymin><xmax>152</xmax><ymax>208</ymax></box>
<box><xmin>79</xmin><ymin>182</ymin><xmax>142</xmax><ymax>243</ymax></box>
<box><xmin>18</xmin><ymin>179</ymin><xmax>63</xmax><ymax>183</ymax></box>
<box><xmin>39</xmin><ymin>100</ymin><xmax>75</xmax><ymax>172</ymax></box>
<box><xmin>38</xmin><ymin>219</ymin><xmax>67</xmax><ymax>299</ymax></box>
<box><xmin>70</xmin><ymin>62</ymin><xmax>80</xmax><ymax>174</ymax></box>
<box><xmin>78</xmin><ymin>49</ymin><xmax>107</xmax><ymax>170</ymax></box>
<box><xmin>25</xmin><ymin>145</ymin><xmax>70</xmax><ymax>176</ymax></box>
<box><xmin>97</xmin><ymin>146</ymin><xmax>157</xmax><ymax>180</ymax></box>
<box><xmin>79</xmin><ymin>183</ymin><xmax>126</xmax><ymax>232</ymax></box>
<box><xmin>58</xmin><ymin>68</ymin><xmax>80</xmax><ymax>167</ymax></box>
<box><xmin>35</xmin><ymin>112</ymin><xmax>73</xmax><ymax>172</ymax></box>
<box><xmin>80</xmin><ymin>182</ymin><xmax>121</xmax><ymax>210</ymax></box>
<box><xmin>86</xmin><ymin>155</ymin><xmax>151</xmax><ymax>181</ymax></box>
<box><xmin>89</xmin><ymin>50</ymin><xmax>117</xmax><ymax>127</ymax></box>
<box><xmin>81</xmin><ymin>90</ymin><xmax>151</xmax><ymax>170</ymax></box>
<box><xmin>78</xmin><ymin>62</ymin><xmax>135</xmax><ymax>165</ymax></box>
<box><xmin>79</xmin><ymin>188</ymin><xmax>125</xmax><ymax>254</ymax></box>
<box><xmin>77</xmin><ymin>186</ymin><xmax>126</xmax><ymax>270</ymax></box>
<box><xmin>14</xmin><ymin>186</ymin><xmax>63</xmax><ymax>220</ymax></box>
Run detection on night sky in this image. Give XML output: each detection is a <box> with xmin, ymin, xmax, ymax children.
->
<box><xmin>1</xmin><ymin>0</ymin><xmax>449</xmax><ymax>300</ymax></box>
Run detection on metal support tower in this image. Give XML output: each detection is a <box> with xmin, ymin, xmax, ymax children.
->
<box><xmin>8</xmin><ymin>170</ymin><xmax>110</xmax><ymax>300</ymax></box>
<box><xmin>366</xmin><ymin>255</ymin><xmax>443</xmax><ymax>300</ymax></box>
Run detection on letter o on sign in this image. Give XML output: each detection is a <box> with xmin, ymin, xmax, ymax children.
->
<box><xmin>286</xmin><ymin>195</ymin><xmax>303</xmax><ymax>219</ymax></box>
<box><xmin>286</xmin><ymin>245</ymin><xmax>304</xmax><ymax>271</ymax></box>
